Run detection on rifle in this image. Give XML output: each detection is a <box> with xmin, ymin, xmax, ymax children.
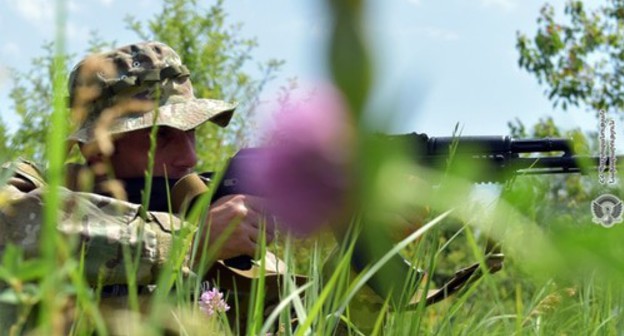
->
<box><xmin>386</xmin><ymin>133</ymin><xmax>619</xmax><ymax>183</ymax></box>
<box><xmin>181</xmin><ymin>133</ymin><xmax>620</xmax><ymax>307</ymax></box>
<box><xmin>215</xmin><ymin>133</ymin><xmax>619</xmax><ymax>194</ymax></box>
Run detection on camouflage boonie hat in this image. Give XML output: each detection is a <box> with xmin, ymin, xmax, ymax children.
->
<box><xmin>67</xmin><ymin>41</ymin><xmax>237</xmax><ymax>143</ymax></box>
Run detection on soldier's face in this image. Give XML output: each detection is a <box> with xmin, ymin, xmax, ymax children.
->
<box><xmin>109</xmin><ymin>127</ymin><xmax>197</xmax><ymax>179</ymax></box>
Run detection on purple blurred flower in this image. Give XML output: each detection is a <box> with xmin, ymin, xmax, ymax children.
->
<box><xmin>199</xmin><ymin>287</ymin><xmax>230</xmax><ymax>317</ymax></box>
<box><xmin>249</xmin><ymin>85</ymin><xmax>354</xmax><ymax>236</ymax></box>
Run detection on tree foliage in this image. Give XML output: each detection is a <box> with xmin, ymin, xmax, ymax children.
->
<box><xmin>4</xmin><ymin>43</ymin><xmax>68</xmax><ymax>164</ymax></box>
<box><xmin>2</xmin><ymin>0</ymin><xmax>282</xmax><ymax>171</ymax></box>
<box><xmin>125</xmin><ymin>0</ymin><xmax>283</xmax><ymax>170</ymax></box>
<box><xmin>0</xmin><ymin>117</ymin><xmax>10</xmax><ymax>160</ymax></box>
<box><xmin>515</xmin><ymin>1</ymin><xmax>624</xmax><ymax>227</ymax></box>
<box><xmin>505</xmin><ymin>117</ymin><xmax>603</xmax><ymax>228</ymax></box>
<box><xmin>517</xmin><ymin>1</ymin><xmax>624</xmax><ymax>114</ymax></box>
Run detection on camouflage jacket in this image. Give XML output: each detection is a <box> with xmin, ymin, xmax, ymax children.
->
<box><xmin>0</xmin><ymin>159</ymin><xmax>190</xmax><ymax>286</ymax></box>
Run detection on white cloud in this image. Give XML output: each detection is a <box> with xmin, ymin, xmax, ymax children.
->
<box><xmin>5</xmin><ymin>0</ymin><xmax>54</xmax><ymax>27</ymax></box>
<box><xmin>139</xmin><ymin>0</ymin><xmax>157</xmax><ymax>8</ymax></box>
<box><xmin>382</xmin><ymin>24</ymin><xmax>460</xmax><ymax>42</ymax></box>
<box><xmin>5</xmin><ymin>0</ymin><xmax>81</xmax><ymax>30</ymax></box>
<box><xmin>0</xmin><ymin>65</ymin><xmax>9</xmax><ymax>90</ymax></box>
<box><xmin>379</xmin><ymin>24</ymin><xmax>460</xmax><ymax>47</ymax></box>
<box><xmin>418</xmin><ymin>26</ymin><xmax>459</xmax><ymax>41</ymax></box>
<box><xmin>67</xmin><ymin>0</ymin><xmax>81</xmax><ymax>13</ymax></box>
<box><xmin>481</xmin><ymin>0</ymin><xmax>517</xmax><ymax>12</ymax></box>
<box><xmin>99</xmin><ymin>0</ymin><xmax>114</xmax><ymax>7</ymax></box>
<box><xmin>2</xmin><ymin>42</ymin><xmax>20</xmax><ymax>58</ymax></box>
<box><xmin>67</xmin><ymin>22</ymin><xmax>90</xmax><ymax>44</ymax></box>
<box><xmin>407</xmin><ymin>0</ymin><xmax>422</xmax><ymax>6</ymax></box>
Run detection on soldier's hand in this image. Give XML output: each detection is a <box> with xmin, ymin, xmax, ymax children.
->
<box><xmin>196</xmin><ymin>194</ymin><xmax>275</xmax><ymax>261</ymax></box>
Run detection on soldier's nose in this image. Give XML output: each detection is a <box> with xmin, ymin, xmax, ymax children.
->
<box><xmin>171</xmin><ymin>130</ymin><xmax>197</xmax><ymax>169</ymax></box>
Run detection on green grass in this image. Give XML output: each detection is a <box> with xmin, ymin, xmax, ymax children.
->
<box><xmin>2</xmin><ymin>140</ymin><xmax>623</xmax><ymax>335</ymax></box>
<box><xmin>1</xmin><ymin>0</ymin><xmax>624</xmax><ymax>335</ymax></box>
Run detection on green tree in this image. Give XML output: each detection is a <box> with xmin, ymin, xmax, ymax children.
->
<box><xmin>126</xmin><ymin>0</ymin><xmax>283</xmax><ymax>170</ymax></box>
<box><xmin>506</xmin><ymin>117</ymin><xmax>597</xmax><ymax>225</ymax></box>
<box><xmin>517</xmin><ymin>1</ymin><xmax>624</xmax><ymax>114</ymax></box>
<box><xmin>3</xmin><ymin>32</ymin><xmax>115</xmax><ymax>165</ymax></box>
<box><xmin>6</xmin><ymin>42</ymin><xmax>68</xmax><ymax>164</ymax></box>
<box><xmin>0</xmin><ymin>118</ymin><xmax>11</xmax><ymax>160</ymax></box>
<box><xmin>515</xmin><ymin>0</ymin><xmax>622</xmax><ymax>225</ymax></box>
<box><xmin>4</xmin><ymin>0</ymin><xmax>281</xmax><ymax>171</ymax></box>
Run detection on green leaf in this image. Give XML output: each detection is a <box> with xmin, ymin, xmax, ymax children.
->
<box><xmin>0</xmin><ymin>289</ymin><xmax>21</xmax><ymax>305</ymax></box>
<box><xmin>13</xmin><ymin>260</ymin><xmax>48</xmax><ymax>282</ymax></box>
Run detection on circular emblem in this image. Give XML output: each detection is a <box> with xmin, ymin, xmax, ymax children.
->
<box><xmin>591</xmin><ymin>193</ymin><xmax>623</xmax><ymax>228</ymax></box>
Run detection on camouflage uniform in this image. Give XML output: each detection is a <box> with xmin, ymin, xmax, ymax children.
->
<box><xmin>0</xmin><ymin>159</ymin><xmax>190</xmax><ymax>286</ymax></box>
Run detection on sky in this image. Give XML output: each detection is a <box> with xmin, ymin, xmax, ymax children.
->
<box><xmin>0</xmin><ymin>0</ymin><xmax>616</xmax><ymax>142</ymax></box>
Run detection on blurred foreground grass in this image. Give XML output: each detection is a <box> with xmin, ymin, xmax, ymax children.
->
<box><xmin>1</xmin><ymin>0</ymin><xmax>624</xmax><ymax>334</ymax></box>
<box><xmin>2</xmin><ymin>160</ymin><xmax>623</xmax><ymax>335</ymax></box>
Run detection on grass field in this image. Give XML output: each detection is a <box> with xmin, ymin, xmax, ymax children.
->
<box><xmin>1</xmin><ymin>0</ymin><xmax>624</xmax><ymax>335</ymax></box>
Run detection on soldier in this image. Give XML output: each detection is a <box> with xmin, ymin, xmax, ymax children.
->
<box><xmin>0</xmin><ymin>41</ymin><xmax>282</xmax><ymax>334</ymax></box>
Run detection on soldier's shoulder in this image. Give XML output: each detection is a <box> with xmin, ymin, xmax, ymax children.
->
<box><xmin>2</xmin><ymin>158</ymin><xmax>46</xmax><ymax>189</ymax></box>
